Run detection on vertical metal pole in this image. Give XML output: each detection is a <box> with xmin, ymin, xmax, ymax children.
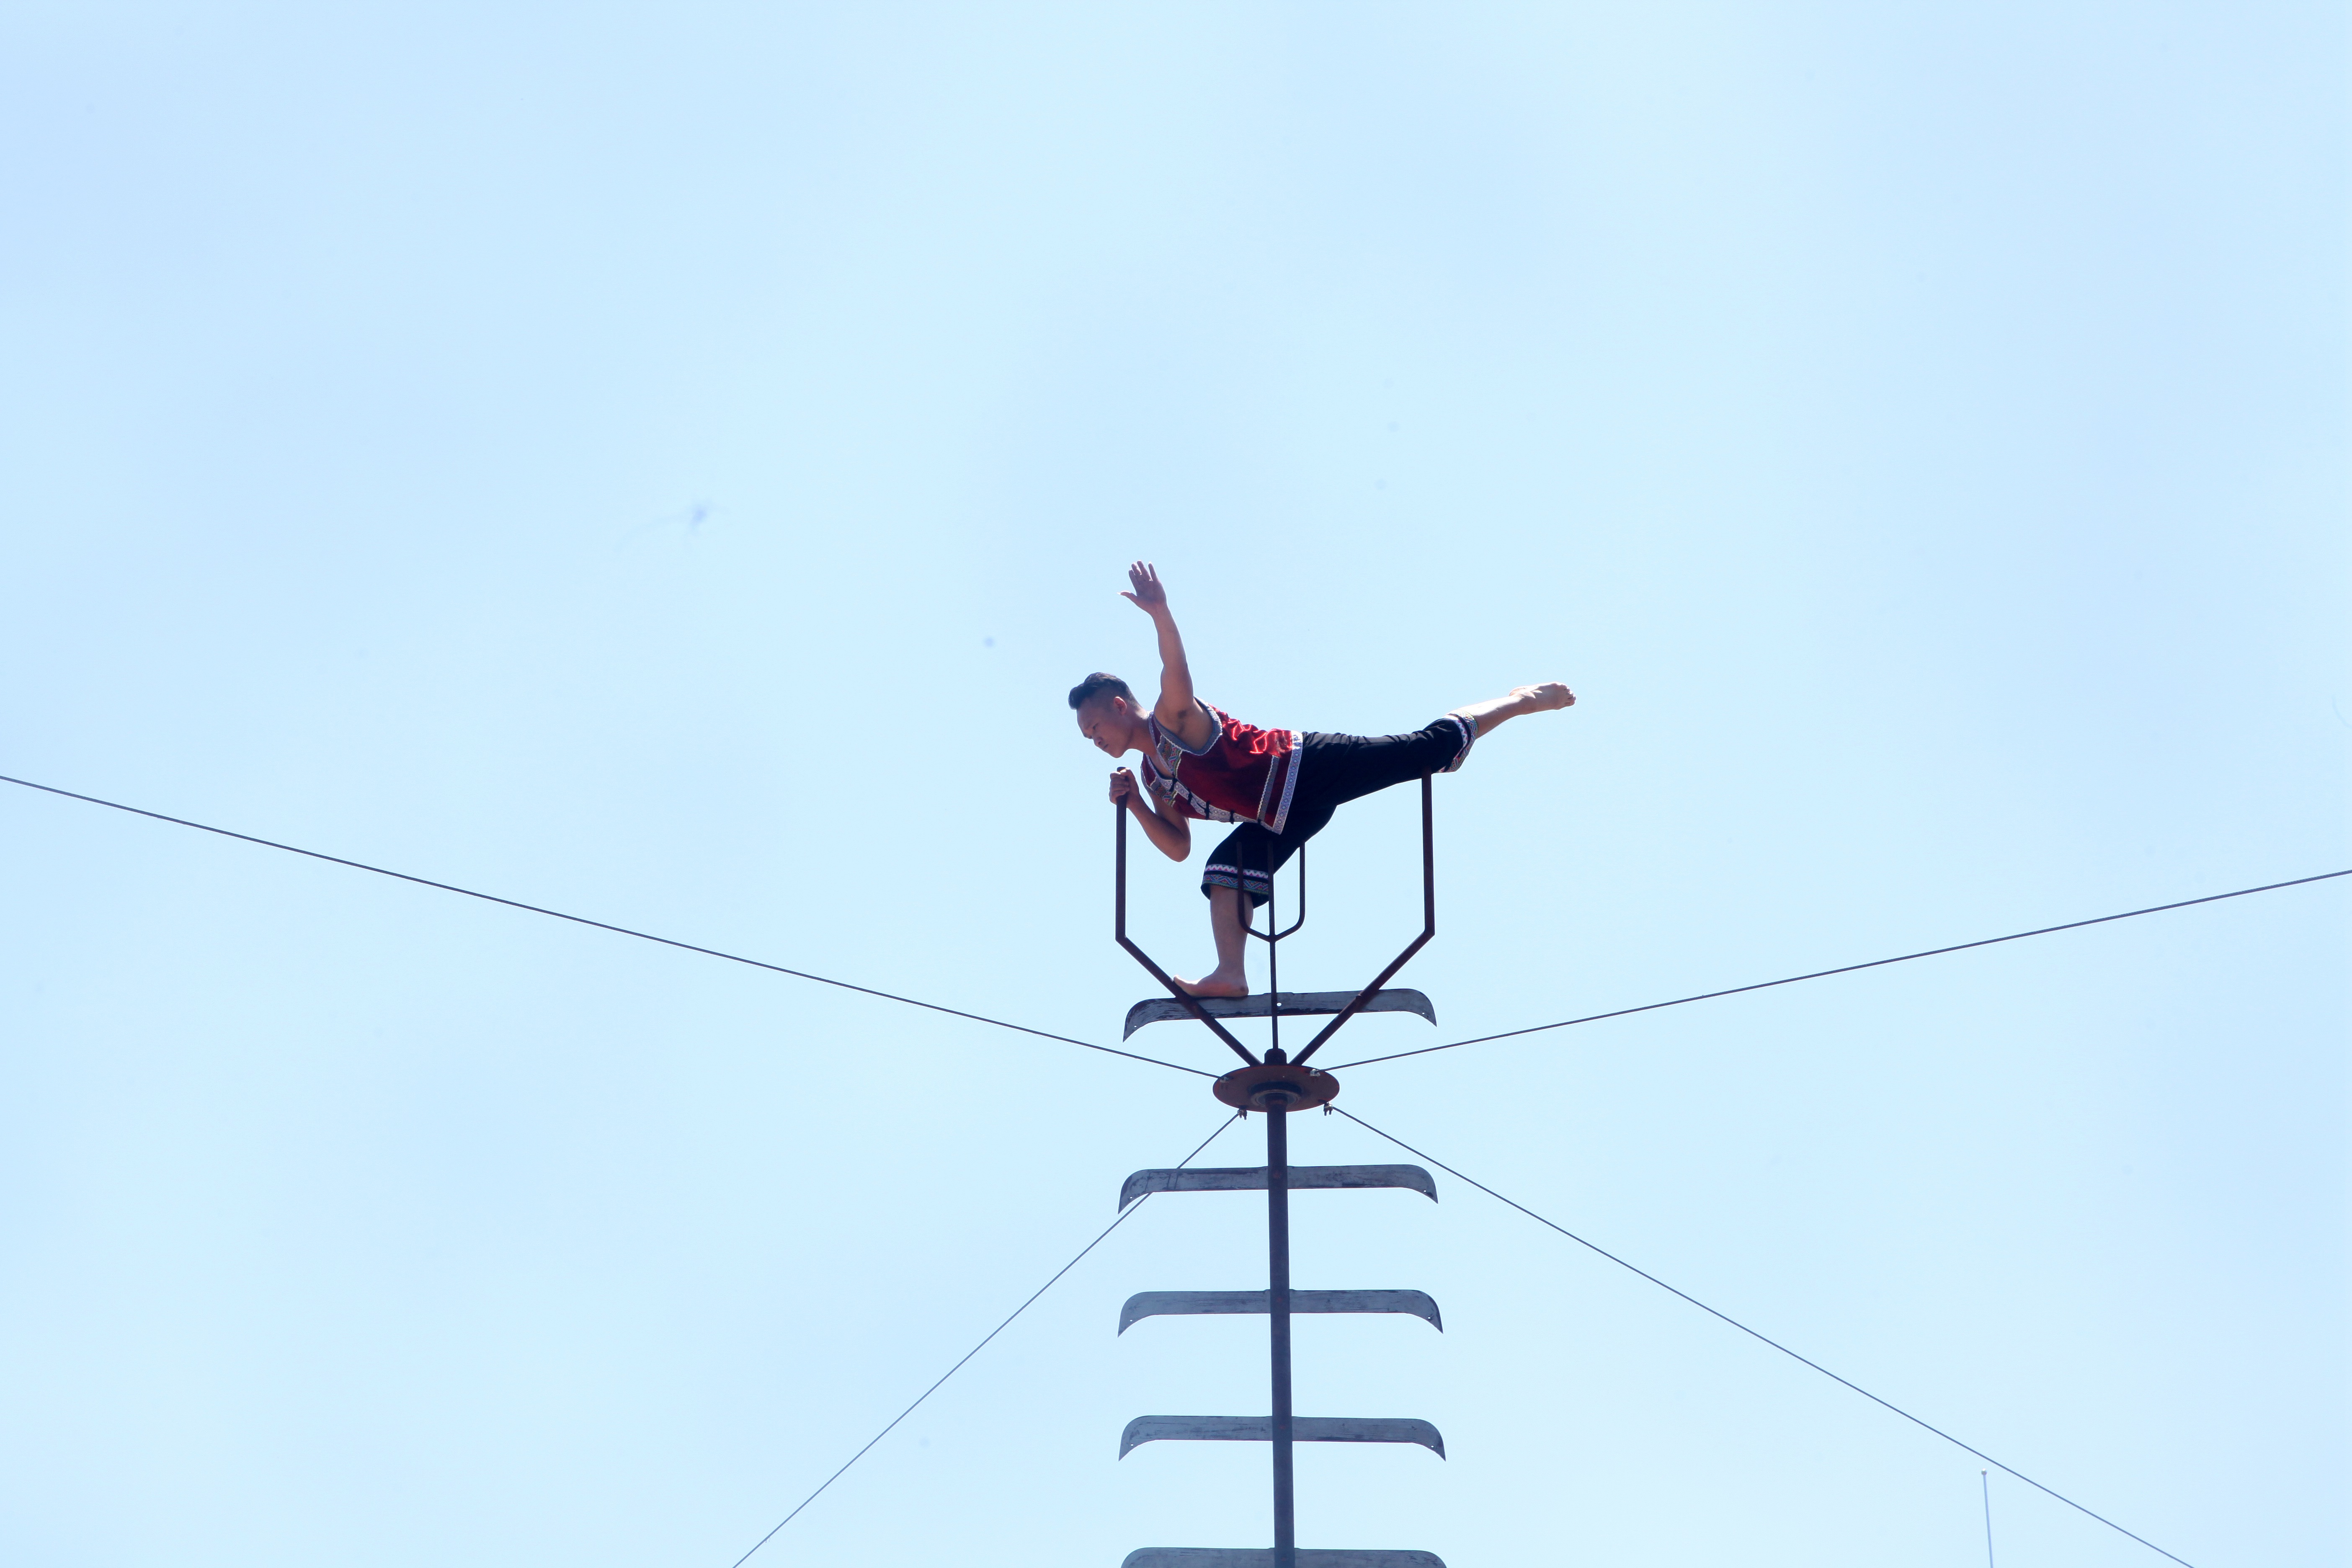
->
<box><xmin>1265</xmin><ymin>871</ymin><xmax>1279</xmax><ymax>1057</ymax></box>
<box><xmin>1267</xmin><ymin>1100</ymin><xmax>1295</xmax><ymax>1566</ymax></box>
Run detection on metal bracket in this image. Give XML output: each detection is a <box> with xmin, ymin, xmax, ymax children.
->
<box><xmin>1119</xmin><ymin>1290</ymin><xmax>1442</xmax><ymax>1334</ymax></box>
<box><xmin>1119</xmin><ymin>1163</ymin><xmax>1438</xmax><ymax>1211</ymax></box>
<box><xmin>1114</xmin><ymin>772</ymin><xmax>1436</xmax><ymax>1067</ymax></box>
<box><xmin>1247</xmin><ymin>839</ymin><xmax>1307</xmax><ymax>943</ymax></box>
<box><xmin>1119</xmin><ymin>1416</ymin><xmax>1445</xmax><ymax>1460</ymax></box>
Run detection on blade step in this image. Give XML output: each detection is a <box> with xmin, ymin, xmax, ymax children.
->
<box><xmin>1122</xmin><ymin>1553</ymin><xmax>1446</xmax><ymax>1568</ymax></box>
<box><xmin>1119</xmin><ymin>1289</ymin><xmax>1441</xmax><ymax>1333</ymax></box>
<box><xmin>1120</xmin><ymin>1164</ymin><xmax>1436</xmax><ymax>1211</ymax></box>
<box><xmin>1123</xmin><ymin>989</ymin><xmax>1436</xmax><ymax>1039</ymax></box>
<box><xmin>1119</xmin><ymin>1416</ymin><xmax>1444</xmax><ymax>1459</ymax></box>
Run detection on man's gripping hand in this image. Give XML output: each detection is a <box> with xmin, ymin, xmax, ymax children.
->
<box><xmin>1120</xmin><ymin>561</ymin><xmax>1170</xmax><ymax>617</ymax></box>
<box><xmin>1112</xmin><ymin>766</ymin><xmax>1191</xmax><ymax>860</ymax></box>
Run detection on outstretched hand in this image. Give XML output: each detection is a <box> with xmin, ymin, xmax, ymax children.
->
<box><xmin>1120</xmin><ymin>561</ymin><xmax>1169</xmax><ymax>616</ymax></box>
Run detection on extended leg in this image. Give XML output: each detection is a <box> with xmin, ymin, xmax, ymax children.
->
<box><xmin>1176</xmin><ymin>885</ymin><xmax>1251</xmax><ymax>997</ymax></box>
<box><xmin>1451</xmin><ymin>681</ymin><xmax>1574</xmax><ymax>738</ymax></box>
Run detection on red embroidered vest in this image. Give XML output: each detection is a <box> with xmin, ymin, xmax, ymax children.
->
<box><xmin>1138</xmin><ymin>704</ymin><xmax>1304</xmax><ymax>833</ymax></box>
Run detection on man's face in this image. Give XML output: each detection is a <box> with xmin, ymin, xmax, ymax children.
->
<box><xmin>1077</xmin><ymin>695</ymin><xmax>1135</xmax><ymax>756</ymax></box>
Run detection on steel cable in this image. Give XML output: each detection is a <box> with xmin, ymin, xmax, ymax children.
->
<box><xmin>1326</xmin><ymin>868</ymin><xmax>2350</xmax><ymax>1070</ymax></box>
<box><xmin>724</xmin><ymin>1112</ymin><xmax>1241</xmax><ymax>1566</ymax></box>
<box><xmin>0</xmin><ymin>772</ymin><xmax>1211</xmax><ymax>1078</ymax></box>
<box><xmin>1334</xmin><ymin>1105</ymin><xmax>2201</xmax><ymax>1568</ymax></box>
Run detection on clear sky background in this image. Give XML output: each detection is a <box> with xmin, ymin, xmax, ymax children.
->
<box><xmin>1</xmin><ymin>4</ymin><xmax>2344</xmax><ymax>1566</ymax></box>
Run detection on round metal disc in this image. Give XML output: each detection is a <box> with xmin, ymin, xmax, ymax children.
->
<box><xmin>1213</xmin><ymin>1061</ymin><xmax>1341</xmax><ymax>1113</ymax></box>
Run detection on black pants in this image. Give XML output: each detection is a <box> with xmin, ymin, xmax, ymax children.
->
<box><xmin>1202</xmin><ymin>715</ymin><xmax>1474</xmax><ymax>908</ymax></box>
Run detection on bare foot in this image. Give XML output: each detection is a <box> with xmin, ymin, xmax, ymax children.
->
<box><xmin>1456</xmin><ymin>683</ymin><xmax>1576</xmax><ymax>739</ymax></box>
<box><xmin>1514</xmin><ymin>681</ymin><xmax>1575</xmax><ymax>711</ymax></box>
<box><xmin>1174</xmin><ymin>970</ymin><xmax>1250</xmax><ymax>998</ymax></box>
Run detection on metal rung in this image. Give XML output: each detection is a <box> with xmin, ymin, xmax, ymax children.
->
<box><xmin>1119</xmin><ymin>1416</ymin><xmax>1444</xmax><ymax>1459</ymax></box>
<box><xmin>1123</xmin><ymin>989</ymin><xmax>1436</xmax><ymax>1039</ymax></box>
<box><xmin>1120</xmin><ymin>1164</ymin><xmax>1436</xmax><ymax>1211</ymax></box>
<box><xmin>1123</xmin><ymin>1553</ymin><xmax>1446</xmax><ymax>1568</ymax></box>
<box><xmin>1119</xmin><ymin>1289</ymin><xmax>1442</xmax><ymax>1334</ymax></box>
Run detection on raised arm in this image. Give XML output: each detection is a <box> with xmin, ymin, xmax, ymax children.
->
<box><xmin>1121</xmin><ymin>561</ymin><xmax>1212</xmax><ymax>749</ymax></box>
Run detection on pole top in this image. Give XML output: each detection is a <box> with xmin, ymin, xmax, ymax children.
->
<box><xmin>1214</xmin><ymin>1061</ymin><xmax>1339</xmax><ymax>1114</ymax></box>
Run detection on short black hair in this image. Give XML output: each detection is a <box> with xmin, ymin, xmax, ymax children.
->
<box><xmin>1068</xmin><ymin>672</ymin><xmax>1134</xmax><ymax>710</ymax></box>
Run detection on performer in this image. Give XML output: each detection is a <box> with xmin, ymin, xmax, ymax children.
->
<box><xmin>1075</xmin><ymin>561</ymin><xmax>1574</xmax><ymax>996</ymax></box>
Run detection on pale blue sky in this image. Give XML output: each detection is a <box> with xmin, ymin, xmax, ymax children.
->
<box><xmin>2</xmin><ymin>4</ymin><xmax>2344</xmax><ymax>1566</ymax></box>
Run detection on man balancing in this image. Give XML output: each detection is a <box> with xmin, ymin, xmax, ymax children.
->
<box><xmin>1074</xmin><ymin>561</ymin><xmax>1575</xmax><ymax>998</ymax></box>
